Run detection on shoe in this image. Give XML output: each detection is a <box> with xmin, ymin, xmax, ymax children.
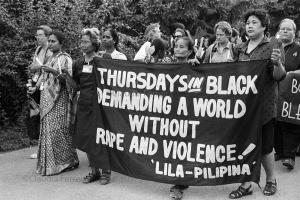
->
<box><xmin>30</xmin><ymin>153</ymin><xmax>37</xmax><ymax>159</ymax></box>
<box><xmin>170</xmin><ymin>188</ymin><xmax>183</xmax><ymax>200</ymax></box>
<box><xmin>263</xmin><ymin>180</ymin><xmax>277</xmax><ymax>196</ymax></box>
<box><xmin>99</xmin><ymin>172</ymin><xmax>111</xmax><ymax>185</ymax></box>
<box><xmin>83</xmin><ymin>172</ymin><xmax>100</xmax><ymax>184</ymax></box>
<box><xmin>282</xmin><ymin>158</ymin><xmax>295</xmax><ymax>170</ymax></box>
<box><xmin>229</xmin><ymin>185</ymin><xmax>253</xmax><ymax>199</ymax></box>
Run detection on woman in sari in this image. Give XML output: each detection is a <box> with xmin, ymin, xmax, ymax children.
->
<box><xmin>36</xmin><ymin>31</ymin><xmax>79</xmax><ymax>176</ymax></box>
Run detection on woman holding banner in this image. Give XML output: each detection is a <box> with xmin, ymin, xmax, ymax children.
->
<box><xmin>168</xmin><ymin>36</ymin><xmax>194</xmax><ymax>200</ymax></box>
<box><xmin>228</xmin><ymin>9</ymin><xmax>286</xmax><ymax>198</ymax></box>
<box><xmin>66</xmin><ymin>27</ymin><xmax>111</xmax><ymax>184</ymax></box>
<box><xmin>36</xmin><ymin>31</ymin><xmax>79</xmax><ymax>176</ymax></box>
<box><xmin>274</xmin><ymin>18</ymin><xmax>300</xmax><ymax>170</ymax></box>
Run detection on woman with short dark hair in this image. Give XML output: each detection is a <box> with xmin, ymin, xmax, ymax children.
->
<box><xmin>229</xmin><ymin>9</ymin><xmax>285</xmax><ymax>198</ymax></box>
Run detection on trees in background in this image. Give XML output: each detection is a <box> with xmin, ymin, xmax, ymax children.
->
<box><xmin>0</xmin><ymin>0</ymin><xmax>299</xmax><ymax>128</ymax></box>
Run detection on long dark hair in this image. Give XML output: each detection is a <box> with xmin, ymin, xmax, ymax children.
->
<box><xmin>106</xmin><ymin>28</ymin><xmax>119</xmax><ymax>50</ymax></box>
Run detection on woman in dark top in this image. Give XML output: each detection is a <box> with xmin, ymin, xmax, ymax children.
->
<box><xmin>64</xmin><ymin>27</ymin><xmax>111</xmax><ymax>185</ymax></box>
<box><xmin>229</xmin><ymin>9</ymin><xmax>286</xmax><ymax>199</ymax></box>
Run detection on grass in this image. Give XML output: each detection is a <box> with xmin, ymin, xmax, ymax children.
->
<box><xmin>0</xmin><ymin>125</ymin><xmax>37</xmax><ymax>152</ymax></box>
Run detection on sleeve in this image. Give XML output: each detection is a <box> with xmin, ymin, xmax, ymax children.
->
<box><xmin>203</xmin><ymin>45</ymin><xmax>212</xmax><ymax>63</ymax></box>
<box><xmin>117</xmin><ymin>53</ymin><xmax>127</xmax><ymax>60</ymax></box>
<box><xmin>60</xmin><ymin>55</ymin><xmax>74</xmax><ymax>100</ymax></box>
<box><xmin>72</xmin><ymin>60</ymin><xmax>80</xmax><ymax>85</ymax></box>
<box><xmin>134</xmin><ymin>42</ymin><xmax>151</xmax><ymax>61</ymax></box>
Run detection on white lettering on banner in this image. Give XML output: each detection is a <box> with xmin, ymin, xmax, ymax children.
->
<box><xmin>177</xmin><ymin>97</ymin><xmax>188</xmax><ymax>116</ymax></box>
<box><xmin>96</xmin><ymin>128</ymin><xmax>124</xmax><ymax>151</ymax></box>
<box><xmin>129</xmin><ymin>136</ymin><xmax>158</xmax><ymax>155</ymax></box>
<box><xmin>291</xmin><ymin>78</ymin><xmax>300</xmax><ymax>94</ymax></box>
<box><xmin>281</xmin><ymin>101</ymin><xmax>300</xmax><ymax>120</ymax></box>
<box><xmin>193</xmin><ymin>98</ymin><xmax>246</xmax><ymax>118</ymax></box>
<box><xmin>129</xmin><ymin>114</ymin><xmax>199</xmax><ymax>139</ymax></box>
<box><xmin>206</xmin><ymin>75</ymin><xmax>258</xmax><ymax>95</ymax></box>
<box><xmin>193</xmin><ymin>164</ymin><xmax>251</xmax><ymax>179</ymax></box>
<box><xmin>97</xmin><ymin>88</ymin><xmax>172</xmax><ymax>114</ymax></box>
<box><xmin>163</xmin><ymin>141</ymin><xmax>236</xmax><ymax>163</ymax></box>
<box><xmin>154</xmin><ymin>162</ymin><xmax>251</xmax><ymax>178</ymax></box>
<box><xmin>97</xmin><ymin>68</ymin><xmax>257</xmax><ymax>95</ymax></box>
<box><xmin>97</xmin><ymin>68</ymin><xmax>188</xmax><ymax>92</ymax></box>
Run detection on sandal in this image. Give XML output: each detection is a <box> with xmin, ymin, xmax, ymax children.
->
<box><xmin>83</xmin><ymin>172</ymin><xmax>100</xmax><ymax>184</ymax></box>
<box><xmin>229</xmin><ymin>185</ymin><xmax>253</xmax><ymax>199</ymax></box>
<box><xmin>263</xmin><ymin>180</ymin><xmax>277</xmax><ymax>196</ymax></box>
<box><xmin>282</xmin><ymin>159</ymin><xmax>295</xmax><ymax>170</ymax></box>
<box><xmin>170</xmin><ymin>188</ymin><xmax>183</xmax><ymax>200</ymax></box>
<box><xmin>99</xmin><ymin>171</ymin><xmax>111</xmax><ymax>185</ymax></box>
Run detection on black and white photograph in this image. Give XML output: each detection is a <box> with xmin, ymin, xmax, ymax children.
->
<box><xmin>1</xmin><ymin>0</ymin><xmax>300</xmax><ymax>199</ymax></box>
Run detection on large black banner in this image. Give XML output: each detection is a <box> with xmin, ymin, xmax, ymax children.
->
<box><xmin>278</xmin><ymin>73</ymin><xmax>300</xmax><ymax>125</ymax></box>
<box><xmin>77</xmin><ymin>59</ymin><xmax>267</xmax><ymax>186</ymax></box>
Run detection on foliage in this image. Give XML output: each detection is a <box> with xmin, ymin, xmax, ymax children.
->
<box><xmin>0</xmin><ymin>0</ymin><xmax>299</xmax><ymax>133</ymax></box>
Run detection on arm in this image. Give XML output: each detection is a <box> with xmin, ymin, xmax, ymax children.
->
<box><xmin>271</xmin><ymin>48</ymin><xmax>286</xmax><ymax>81</ymax></box>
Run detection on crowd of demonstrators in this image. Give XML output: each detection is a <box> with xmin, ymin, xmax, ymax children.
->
<box><xmin>274</xmin><ymin>19</ymin><xmax>300</xmax><ymax>170</ymax></box>
<box><xmin>25</xmin><ymin>7</ymin><xmax>300</xmax><ymax>200</ymax></box>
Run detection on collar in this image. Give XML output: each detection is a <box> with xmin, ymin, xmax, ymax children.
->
<box><xmin>212</xmin><ymin>42</ymin><xmax>231</xmax><ymax>52</ymax></box>
<box><xmin>283</xmin><ymin>41</ymin><xmax>295</xmax><ymax>49</ymax></box>
<box><xmin>239</xmin><ymin>36</ymin><xmax>270</xmax><ymax>53</ymax></box>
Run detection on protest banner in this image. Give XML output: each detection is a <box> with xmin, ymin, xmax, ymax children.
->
<box><xmin>277</xmin><ymin>73</ymin><xmax>300</xmax><ymax>125</ymax></box>
<box><xmin>76</xmin><ymin>59</ymin><xmax>266</xmax><ymax>186</ymax></box>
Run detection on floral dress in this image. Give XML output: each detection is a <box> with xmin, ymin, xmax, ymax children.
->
<box><xmin>36</xmin><ymin>52</ymin><xmax>79</xmax><ymax>176</ymax></box>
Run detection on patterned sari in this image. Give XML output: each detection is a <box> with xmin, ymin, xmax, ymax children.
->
<box><xmin>36</xmin><ymin>52</ymin><xmax>79</xmax><ymax>176</ymax></box>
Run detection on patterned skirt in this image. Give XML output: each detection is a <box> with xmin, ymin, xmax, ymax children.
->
<box><xmin>36</xmin><ymin>87</ymin><xmax>79</xmax><ymax>176</ymax></box>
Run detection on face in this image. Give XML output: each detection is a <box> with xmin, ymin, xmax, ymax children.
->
<box><xmin>215</xmin><ymin>28</ymin><xmax>228</xmax><ymax>44</ymax></box>
<box><xmin>81</xmin><ymin>35</ymin><xmax>95</xmax><ymax>54</ymax></box>
<box><xmin>48</xmin><ymin>34</ymin><xmax>61</xmax><ymax>53</ymax></box>
<box><xmin>174</xmin><ymin>38</ymin><xmax>190</xmax><ymax>59</ymax></box>
<box><xmin>102</xmin><ymin>30</ymin><xmax>114</xmax><ymax>49</ymax></box>
<box><xmin>245</xmin><ymin>15</ymin><xmax>266</xmax><ymax>39</ymax></box>
<box><xmin>36</xmin><ymin>29</ymin><xmax>48</xmax><ymax>46</ymax></box>
<box><xmin>278</xmin><ymin>21</ymin><xmax>295</xmax><ymax>43</ymax></box>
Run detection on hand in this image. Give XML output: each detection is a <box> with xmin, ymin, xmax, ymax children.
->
<box><xmin>61</xmin><ymin>68</ymin><xmax>70</xmax><ymax>76</ymax></box>
<box><xmin>27</xmin><ymin>86</ymin><xmax>37</xmax><ymax>95</ymax></box>
<box><xmin>188</xmin><ymin>58</ymin><xmax>200</xmax><ymax>66</ymax></box>
<box><xmin>56</xmin><ymin>74</ymin><xmax>66</xmax><ymax>82</ymax></box>
<box><xmin>195</xmin><ymin>47</ymin><xmax>204</xmax><ymax>59</ymax></box>
<box><xmin>29</xmin><ymin>63</ymin><xmax>42</xmax><ymax>72</ymax></box>
<box><xmin>271</xmin><ymin>48</ymin><xmax>282</xmax><ymax>65</ymax></box>
<box><xmin>42</xmin><ymin>65</ymin><xmax>57</xmax><ymax>75</ymax></box>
